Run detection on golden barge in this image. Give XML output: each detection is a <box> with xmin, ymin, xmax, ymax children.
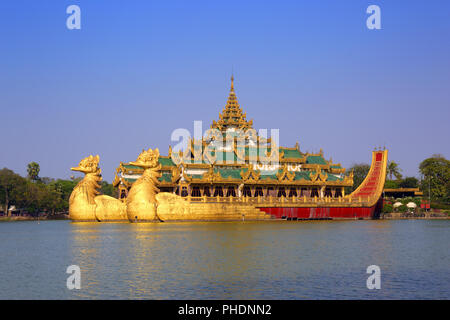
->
<box><xmin>69</xmin><ymin>77</ymin><xmax>387</xmax><ymax>222</ymax></box>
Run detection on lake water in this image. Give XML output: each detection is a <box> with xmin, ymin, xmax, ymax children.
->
<box><xmin>0</xmin><ymin>219</ymin><xmax>449</xmax><ymax>299</ymax></box>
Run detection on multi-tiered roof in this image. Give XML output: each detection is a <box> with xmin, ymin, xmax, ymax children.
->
<box><xmin>211</xmin><ymin>75</ymin><xmax>253</xmax><ymax>132</ymax></box>
<box><xmin>113</xmin><ymin>77</ymin><xmax>353</xmax><ymax>193</ymax></box>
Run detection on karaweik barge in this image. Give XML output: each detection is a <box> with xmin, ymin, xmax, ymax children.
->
<box><xmin>69</xmin><ymin>76</ymin><xmax>387</xmax><ymax>222</ymax></box>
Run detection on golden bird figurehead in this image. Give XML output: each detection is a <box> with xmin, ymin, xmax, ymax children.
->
<box><xmin>71</xmin><ymin>155</ymin><xmax>101</xmax><ymax>174</ymax></box>
<box><xmin>129</xmin><ymin>148</ymin><xmax>160</xmax><ymax>169</ymax></box>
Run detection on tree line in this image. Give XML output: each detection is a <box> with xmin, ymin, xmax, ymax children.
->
<box><xmin>347</xmin><ymin>154</ymin><xmax>450</xmax><ymax>205</ymax></box>
<box><xmin>1</xmin><ymin>155</ymin><xmax>449</xmax><ymax>216</ymax></box>
<box><xmin>0</xmin><ymin>162</ymin><xmax>114</xmax><ymax>217</ymax></box>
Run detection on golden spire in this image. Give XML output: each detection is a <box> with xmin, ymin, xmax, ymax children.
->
<box><xmin>211</xmin><ymin>75</ymin><xmax>253</xmax><ymax>132</ymax></box>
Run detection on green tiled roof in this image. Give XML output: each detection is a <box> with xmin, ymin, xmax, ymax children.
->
<box><xmin>124</xmin><ymin>174</ymin><xmax>174</xmax><ymax>183</ymax></box>
<box><xmin>158</xmin><ymin>157</ymin><xmax>176</xmax><ymax>166</ymax></box>
<box><xmin>326</xmin><ymin>173</ymin><xmax>343</xmax><ymax>181</ymax></box>
<box><xmin>123</xmin><ymin>164</ymin><xmax>141</xmax><ymax>170</ymax></box>
<box><xmin>259</xmin><ymin>168</ymin><xmax>283</xmax><ymax>181</ymax></box>
<box><xmin>280</xmin><ymin>148</ymin><xmax>303</xmax><ymax>159</ymax></box>
<box><xmin>260</xmin><ymin>173</ymin><xmax>277</xmax><ymax>180</ymax></box>
<box><xmin>294</xmin><ymin>171</ymin><xmax>311</xmax><ymax>181</ymax></box>
<box><xmin>306</xmin><ymin>155</ymin><xmax>327</xmax><ymax>165</ymax></box>
<box><xmin>214</xmin><ymin>168</ymin><xmax>242</xmax><ymax>179</ymax></box>
<box><xmin>159</xmin><ymin>173</ymin><xmax>172</xmax><ymax>182</ymax></box>
<box><xmin>330</xmin><ymin>164</ymin><xmax>342</xmax><ymax>169</ymax></box>
<box><xmin>242</xmin><ymin>146</ymin><xmax>304</xmax><ymax>160</ymax></box>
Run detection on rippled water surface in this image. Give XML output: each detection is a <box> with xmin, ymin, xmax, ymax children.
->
<box><xmin>0</xmin><ymin>219</ymin><xmax>449</xmax><ymax>299</ymax></box>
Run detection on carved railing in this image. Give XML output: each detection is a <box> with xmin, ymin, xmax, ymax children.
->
<box><xmin>181</xmin><ymin>194</ymin><xmax>376</xmax><ymax>206</ymax></box>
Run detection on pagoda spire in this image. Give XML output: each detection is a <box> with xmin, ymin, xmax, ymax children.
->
<box><xmin>211</xmin><ymin>76</ymin><xmax>253</xmax><ymax>132</ymax></box>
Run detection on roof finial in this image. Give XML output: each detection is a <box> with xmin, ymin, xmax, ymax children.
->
<box><xmin>230</xmin><ymin>73</ymin><xmax>234</xmax><ymax>92</ymax></box>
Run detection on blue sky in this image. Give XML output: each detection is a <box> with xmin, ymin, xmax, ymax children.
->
<box><xmin>0</xmin><ymin>0</ymin><xmax>449</xmax><ymax>182</ymax></box>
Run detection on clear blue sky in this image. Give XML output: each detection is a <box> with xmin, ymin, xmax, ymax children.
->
<box><xmin>1</xmin><ymin>0</ymin><xmax>449</xmax><ymax>182</ymax></box>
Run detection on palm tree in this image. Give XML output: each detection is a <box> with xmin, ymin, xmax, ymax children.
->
<box><xmin>387</xmin><ymin>161</ymin><xmax>402</xmax><ymax>180</ymax></box>
<box><xmin>27</xmin><ymin>162</ymin><xmax>40</xmax><ymax>182</ymax></box>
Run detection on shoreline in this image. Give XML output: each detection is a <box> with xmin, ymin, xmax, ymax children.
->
<box><xmin>1</xmin><ymin>215</ymin><xmax>448</xmax><ymax>222</ymax></box>
<box><xmin>0</xmin><ymin>214</ymin><xmax>70</xmax><ymax>222</ymax></box>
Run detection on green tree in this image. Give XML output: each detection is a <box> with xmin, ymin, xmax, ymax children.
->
<box><xmin>42</xmin><ymin>182</ymin><xmax>65</xmax><ymax>215</ymax></box>
<box><xmin>399</xmin><ymin>177</ymin><xmax>419</xmax><ymax>188</ymax></box>
<box><xmin>347</xmin><ymin>163</ymin><xmax>371</xmax><ymax>192</ymax></box>
<box><xmin>100</xmin><ymin>180</ymin><xmax>115</xmax><ymax>197</ymax></box>
<box><xmin>382</xmin><ymin>203</ymin><xmax>393</xmax><ymax>213</ymax></box>
<box><xmin>0</xmin><ymin>168</ymin><xmax>26</xmax><ymax>216</ymax></box>
<box><xmin>40</xmin><ymin>177</ymin><xmax>55</xmax><ymax>185</ymax></box>
<box><xmin>56</xmin><ymin>178</ymin><xmax>79</xmax><ymax>212</ymax></box>
<box><xmin>387</xmin><ymin>161</ymin><xmax>402</xmax><ymax>180</ymax></box>
<box><xmin>384</xmin><ymin>180</ymin><xmax>399</xmax><ymax>189</ymax></box>
<box><xmin>1</xmin><ymin>167</ymin><xmax>80</xmax><ymax>217</ymax></box>
<box><xmin>419</xmin><ymin>154</ymin><xmax>450</xmax><ymax>202</ymax></box>
<box><xmin>17</xmin><ymin>181</ymin><xmax>44</xmax><ymax>215</ymax></box>
<box><xmin>27</xmin><ymin>162</ymin><xmax>40</xmax><ymax>182</ymax></box>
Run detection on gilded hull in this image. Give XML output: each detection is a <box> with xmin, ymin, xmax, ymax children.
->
<box><xmin>126</xmin><ymin>200</ymin><xmax>158</xmax><ymax>222</ymax></box>
<box><xmin>69</xmin><ymin>149</ymin><xmax>387</xmax><ymax>222</ymax></box>
<box><xmin>69</xmin><ymin>203</ymin><xmax>97</xmax><ymax>221</ymax></box>
<box><xmin>94</xmin><ymin>195</ymin><xmax>128</xmax><ymax>221</ymax></box>
<box><xmin>155</xmin><ymin>193</ymin><xmax>272</xmax><ymax>221</ymax></box>
<box><xmin>69</xmin><ymin>197</ymin><xmax>128</xmax><ymax>222</ymax></box>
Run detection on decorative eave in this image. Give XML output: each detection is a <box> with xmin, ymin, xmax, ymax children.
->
<box><xmin>330</xmin><ymin>166</ymin><xmax>345</xmax><ymax>174</ymax></box>
<box><xmin>302</xmin><ymin>163</ymin><xmax>330</xmax><ymax>170</ymax></box>
<box><xmin>280</xmin><ymin>157</ymin><xmax>306</xmax><ymax>164</ymax></box>
<box><xmin>343</xmin><ymin>170</ymin><xmax>354</xmax><ymax>185</ymax></box>
<box><xmin>171</xmin><ymin>167</ymin><xmax>181</xmax><ymax>183</ymax></box>
<box><xmin>276</xmin><ymin>164</ymin><xmax>295</xmax><ymax>182</ymax></box>
<box><xmin>182</xmin><ymin>171</ymin><xmax>192</xmax><ymax>183</ymax></box>
<box><xmin>182</xmin><ymin>162</ymin><xmax>211</xmax><ymax>169</ymax></box>
<box><xmin>112</xmin><ymin>173</ymin><xmax>121</xmax><ymax>187</ymax></box>
<box><xmin>240</xmin><ymin>165</ymin><xmax>261</xmax><ymax>182</ymax></box>
<box><xmin>309</xmin><ymin>165</ymin><xmax>328</xmax><ymax>182</ymax></box>
<box><xmin>240</xmin><ymin>179</ymin><xmax>352</xmax><ymax>186</ymax></box>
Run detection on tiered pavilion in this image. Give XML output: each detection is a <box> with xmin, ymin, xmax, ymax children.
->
<box><xmin>113</xmin><ymin>77</ymin><xmax>354</xmax><ymax>200</ymax></box>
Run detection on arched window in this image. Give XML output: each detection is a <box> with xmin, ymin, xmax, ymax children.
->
<box><xmin>191</xmin><ymin>186</ymin><xmax>201</xmax><ymax>197</ymax></box>
<box><xmin>213</xmin><ymin>186</ymin><xmax>224</xmax><ymax>197</ymax></box>
<box><xmin>288</xmin><ymin>188</ymin><xmax>297</xmax><ymax>197</ymax></box>
<box><xmin>277</xmin><ymin>187</ymin><xmax>286</xmax><ymax>197</ymax></box>
<box><xmin>300</xmin><ymin>188</ymin><xmax>307</xmax><ymax>197</ymax></box>
<box><xmin>243</xmin><ymin>186</ymin><xmax>252</xmax><ymax>197</ymax></box>
<box><xmin>226</xmin><ymin>186</ymin><xmax>236</xmax><ymax>197</ymax></box>
<box><xmin>254</xmin><ymin>187</ymin><xmax>263</xmax><ymax>197</ymax></box>
<box><xmin>203</xmin><ymin>187</ymin><xmax>211</xmax><ymax>197</ymax></box>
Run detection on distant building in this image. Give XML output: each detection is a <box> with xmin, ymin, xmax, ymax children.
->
<box><xmin>383</xmin><ymin>187</ymin><xmax>423</xmax><ymax>198</ymax></box>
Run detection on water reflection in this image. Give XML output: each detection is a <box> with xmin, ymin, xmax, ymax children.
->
<box><xmin>65</xmin><ymin>220</ymin><xmax>450</xmax><ymax>299</ymax></box>
<box><xmin>1</xmin><ymin>220</ymin><xmax>448</xmax><ymax>299</ymax></box>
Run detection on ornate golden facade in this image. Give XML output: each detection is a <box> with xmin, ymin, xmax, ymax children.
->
<box><xmin>69</xmin><ymin>76</ymin><xmax>388</xmax><ymax>222</ymax></box>
<box><xmin>113</xmin><ymin>76</ymin><xmax>353</xmax><ymax>203</ymax></box>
